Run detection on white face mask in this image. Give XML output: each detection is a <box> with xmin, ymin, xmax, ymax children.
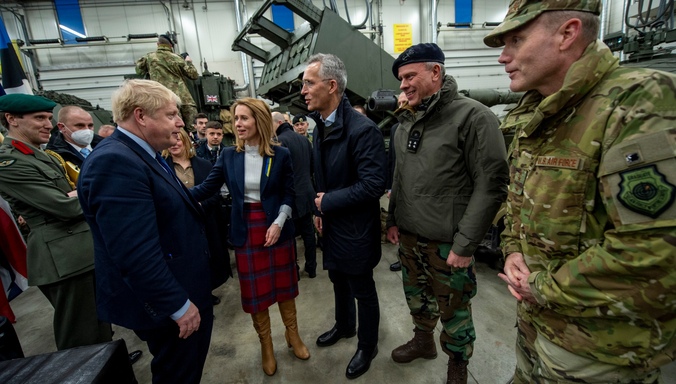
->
<box><xmin>65</xmin><ymin>127</ymin><xmax>94</xmax><ymax>146</ymax></box>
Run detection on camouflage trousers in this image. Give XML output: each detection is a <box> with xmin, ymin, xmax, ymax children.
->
<box><xmin>514</xmin><ymin>317</ymin><xmax>663</xmax><ymax>384</ymax></box>
<box><xmin>398</xmin><ymin>231</ymin><xmax>477</xmax><ymax>361</ymax></box>
<box><xmin>180</xmin><ymin>104</ymin><xmax>198</xmax><ymax>132</ymax></box>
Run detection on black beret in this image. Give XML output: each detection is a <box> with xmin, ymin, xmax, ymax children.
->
<box><xmin>292</xmin><ymin>114</ymin><xmax>307</xmax><ymax>124</ymax></box>
<box><xmin>0</xmin><ymin>94</ymin><xmax>56</xmax><ymax>114</ymax></box>
<box><xmin>159</xmin><ymin>34</ymin><xmax>174</xmax><ymax>47</ymax></box>
<box><xmin>392</xmin><ymin>43</ymin><xmax>445</xmax><ymax>79</ymax></box>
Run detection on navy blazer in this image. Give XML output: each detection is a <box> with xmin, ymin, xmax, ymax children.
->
<box><xmin>78</xmin><ymin>129</ymin><xmax>212</xmax><ymax>330</ymax></box>
<box><xmin>191</xmin><ymin>145</ymin><xmax>295</xmax><ymax>247</ymax></box>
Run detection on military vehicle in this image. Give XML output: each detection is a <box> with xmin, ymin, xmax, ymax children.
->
<box><xmin>232</xmin><ymin>0</ymin><xmax>399</xmax><ymax>120</ymax></box>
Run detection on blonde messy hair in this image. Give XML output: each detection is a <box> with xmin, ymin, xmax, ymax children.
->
<box><xmin>112</xmin><ymin>79</ymin><xmax>181</xmax><ymax>123</ymax></box>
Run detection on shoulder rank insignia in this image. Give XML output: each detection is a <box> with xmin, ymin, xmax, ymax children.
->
<box><xmin>617</xmin><ymin>164</ymin><xmax>675</xmax><ymax>218</ymax></box>
<box><xmin>11</xmin><ymin>140</ymin><xmax>34</xmax><ymax>155</ymax></box>
<box><xmin>0</xmin><ymin>159</ymin><xmax>15</xmax><ymax>167</ymax></box>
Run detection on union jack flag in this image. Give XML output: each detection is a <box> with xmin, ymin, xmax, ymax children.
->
<box><xmin>206</xmin><ymin>95</ymin><xmax>219</xmax><ymax>103</ymax></box>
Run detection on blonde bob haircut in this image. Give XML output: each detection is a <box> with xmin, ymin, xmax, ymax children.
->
<box><xmin>112</xmin><ymin>79</ymin><xmax>181</xmax><ymax>123</ymax></box>
<box><xmin>161</xmin><ymin>128</ymin><xmax>194</xmax><ymax>160</ymax></box>
<box><xmin>231</xmin><ymin>97</ymin><xmax>279</xmax><ymax>157</ymax></box>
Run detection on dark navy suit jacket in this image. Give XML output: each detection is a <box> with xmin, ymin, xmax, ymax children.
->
<box><xmin>191</xmin><ymin>145</ymin><xmax>295</xmax><ymax>247</ymax></box>
<box><xmin>78</xmin><ymin>129</ymin><xmax>212</xmax><ymax>330</ymax></box>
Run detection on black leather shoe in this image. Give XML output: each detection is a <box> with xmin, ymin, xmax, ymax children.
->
<box><xmin>212</xmin><ymin>294</ymin><xmax>221</xmax><ymax>305</ymax></box>
<box><xmin>316</xmin><ymin>326</ymin><xmax>357</xmax><ymax>347</ymax></box>
<box><xmin>306</xmin><ymin>270</ymin><xmax>317</xmax><ymax>278</ymax></box>
<box><xmin>390</xmin><ymin>261</ymin><xmax>401</xmax><ymax>271</ymax></box>
<box><xmin>128</xmin><ymin>350</ymin><xmax>143</xmax><ymax>365</ymax></box>
<box><xmin>346</xmin><ymin>346</ymin><xmax>378</xmax><ymax>379</ymax></box>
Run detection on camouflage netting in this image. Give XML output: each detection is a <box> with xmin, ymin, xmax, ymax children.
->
<box><xmin>35</xmin><ymin>90</ymin><xmax>93</xmax><ymax>108</ymax></box>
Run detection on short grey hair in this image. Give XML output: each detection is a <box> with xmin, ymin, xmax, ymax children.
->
<box><xmin>424</xmin><ymin>62</ymin><xmax>446</xmax><ymax>78</ymax></box>
<box><xmin>271</xmin><ymin>111</ymin><xmax>286</xmax><ymax>125</ymax></box>
<box><xmin>542</xmin><ymin>10</ymin><xmax>600</xmax><ymax>45</ymax></box>
<box><xmin>307</xmin><ymin>53</ymin><xmax>347</xmax><ymax>95</ymax></box>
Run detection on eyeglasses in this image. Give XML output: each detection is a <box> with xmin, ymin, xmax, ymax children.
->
<box><xmin>301</xmin><ymin>78</ymin><xmax>331</xmax><ymax>89</ymax></box>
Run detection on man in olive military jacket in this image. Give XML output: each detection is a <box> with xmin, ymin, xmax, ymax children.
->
<box><xmin>0</xmin><ymin>93</ymin><xmax>111</xmax><ymax>350</ymax></box>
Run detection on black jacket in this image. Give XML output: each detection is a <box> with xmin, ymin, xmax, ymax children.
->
<box><xmin>276</xmin><ymin>122</ymin><xmax>315</xmax><ymax>218</ymax></box>
<box><xmin>46</xmin><ymin>130</ymin><xmax>103</xmax><ymax>167</ymax></box>
<box><xmin>311</xmin><ymin>95</ymin><xmax>386</xmax><ymax>274</ymax></box>
<box><xmin>195</xmin><ymin>142</ymin><xmax>226</xmax><ymax>165</ymax></box>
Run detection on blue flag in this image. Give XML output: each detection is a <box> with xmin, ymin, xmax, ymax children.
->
<box><xmin>0</xmin><ymin>18</ymin><xmax>32</xmax><ymax>94</ymax></box>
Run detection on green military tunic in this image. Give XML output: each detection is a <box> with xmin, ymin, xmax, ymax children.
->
<box><xmin>0</xmin><ymin>138</ymin><xmax>94</xmax><ymax>285</ymax></box>
<box><xmin>501</xmin><ymin>40</ymin><xmax>676</xmax><ymax>371</ymax></box>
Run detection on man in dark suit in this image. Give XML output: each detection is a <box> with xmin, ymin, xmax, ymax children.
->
<box><xmin>78</xmin><ymin>79</ymin><xmax>213</xmax><ymax>384</ymax></box>
<box><xmin>195</xmin><ymin>121</ymin><xmax>227</xmax><ymax>165</ymax></box>
<box><xmin>47</xmin><ymin>106</ymin><xmax>103</xmax><ymax>167</ymax></box>
<box><xmin>301</xmin><ymin>53</ymin><xmax>386</xmax><ymax>380</ymax></box>
<box><xmin>272</xmin><ymin>111</ymin><xmax>317</xmax><ymax>278</ymax></box>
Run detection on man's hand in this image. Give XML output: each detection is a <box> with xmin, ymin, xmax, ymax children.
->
<box><xmin>498</xmin><ymin>252</ymin><xmax>536</xmax><ymax>303</ymax></box>
<box><xmin>387</xmin><ymin>226</ymin><xmax>399</xmax><ymax>245</ymax></box>
<box><xmin>264</xmin><ymin>223</ymin><xmax>281</xmax><ymax>247</ymax></box>
<box><xmin>176</xmin><ymin>301</ymin><xmax>200</xmax><ymax>339</ymax></box>
<box><xmin>67</xmin><ymin>190</ymin><xmax>78</xmax><ymax>198</ymax></box>
<box><xmin>446</xmin><ymin>250</ymin><xmax>473</xmax><ymax>268</ymax></box>
<box><xmin>184</xmin><ymin>55</ymin><xmax>193</xmax><ymax>63</ymax></box>
<box><xmin>314</xmin><ymin>216</ymin><xmax>323</xmax><ymax>235</ymax></box>
<box><xmin>314</xmin><ymin>192</ymin><xmax>325</xmax><ymax>213</ymax></box>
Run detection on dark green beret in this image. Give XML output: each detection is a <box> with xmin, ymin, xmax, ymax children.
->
<box><xmin>0</xmin><ymin>94</ymin><xmax>56</xmax><ymax>114</ymax></box>
<box><xmin>392</xmin><ymin>43</ymin><xmax>445</xmax><ymax>79</ymax></box>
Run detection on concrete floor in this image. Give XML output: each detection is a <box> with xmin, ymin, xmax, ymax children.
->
<box><xmin>9</xmin><ymin>241</ymin><xmax>676</xmax><ymax>384</ymax></box>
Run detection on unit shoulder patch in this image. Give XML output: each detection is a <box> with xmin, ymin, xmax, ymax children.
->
<box><xmin>617</xmin><ymin>164</ymin><xmax>675</xmax><ymax>218</ymax></box>
<box><xmin>0</xmin><ymin>159</ymin><xmax>16</xmax><ymax>167</ymax></box>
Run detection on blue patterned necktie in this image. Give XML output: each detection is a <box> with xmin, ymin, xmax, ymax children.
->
<box><xmin>156</xmin><ymin>153</ymin><xmax>185</xmax><ymax>191</ymax></box>
<box><xmin>80</xmin><ymin>147</ymin><xmax>91</xmax><ymax>158</ymax></box>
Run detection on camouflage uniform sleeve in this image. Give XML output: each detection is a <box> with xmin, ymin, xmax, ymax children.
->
<box><xmin>529</xmin><ymin>73</ymin><xmax>676</xmax><ymax>318</ymax></box>
<box><xmin>452</xmin><ymin>109</ymin><xmax>509</xmax><ymax>256</ymax></box>
<box><xmin>181</xmin><ymin>61</ymin><xmax>199</xmax><ymax>80</ymax></box>
<box><xmin>135</xmin><ymin>56</ymin><xmax>148</xmax><ymax>77</ymax></box>
<box><xmin>0</xmin><ymin>158</ymin><xmax>83</xmax><ymax>220</ymax></box>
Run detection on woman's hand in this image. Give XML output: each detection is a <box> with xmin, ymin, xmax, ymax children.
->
<box><xmin>264</xmin><ymin>223</ymin><xmax>281</xmax><ymax>247</ymax></box>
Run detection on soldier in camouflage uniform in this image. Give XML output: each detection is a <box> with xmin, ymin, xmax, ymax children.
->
<box><xmin>136</xmin><ymin>35</ymin><xmax>199</xmax><ymax>131</ymax></box>
<box><xmin>386</xmin><ymin>43</ymin><xmax>509</xmax><ymax>384</ymax></box>
<box><xmin>485</xmin><ymin>1</ymin><xmax>676</xmax><ymax>382</ymax></box>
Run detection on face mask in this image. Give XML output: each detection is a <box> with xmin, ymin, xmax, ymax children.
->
<box><xmin>66</xmin><ymin>127</ymin><xmax>94</xmax><ymax>146</ymax></box>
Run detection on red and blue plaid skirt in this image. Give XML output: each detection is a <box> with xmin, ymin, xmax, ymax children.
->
<box><xmin>235</xmin><ymin>203</ymin><xmax>298</xmax><ymax>313</ymax></box>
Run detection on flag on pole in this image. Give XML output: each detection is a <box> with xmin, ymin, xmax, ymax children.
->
<box><xmin>0</xmin><ymin>197</ymin><xmax>28</xmax><ymax>323</ymax></box>
<box><xmin>0</xmin><ymin>17</ymin><xmax>32</xmax><ymax>95</ymax></box>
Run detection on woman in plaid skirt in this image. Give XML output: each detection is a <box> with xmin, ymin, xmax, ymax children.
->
<box><xmin>192</xmin><ymin>97</ymin><xmax>309</xmax><ymax>376</ymax></box>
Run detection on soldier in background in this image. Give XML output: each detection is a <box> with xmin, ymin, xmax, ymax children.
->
<box><xmin>386</xmin><ymin>43</ymin><xmax>508</xmax><ymax>384</ymax></box>
<box><xmin>292</xmin><ymin>114</ymin><xmax>310</xmax><ymax>138</ymax></box>
<box><xmin>136</xmin><ymin>34</ymin><xmax>199</xmax><ymax>131</ymax></box>
<box><xmin>485</xmin><ymin>0</ymin><xmax>676</xmax><ymax>382</ymax></box>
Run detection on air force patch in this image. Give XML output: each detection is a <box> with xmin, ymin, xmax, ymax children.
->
<box><xmin>617</xmin><ymin>164</ymin><xmax>675</xmax><ymax>218</ymax></box>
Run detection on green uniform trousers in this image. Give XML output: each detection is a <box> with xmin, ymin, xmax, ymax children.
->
<box><xmin>38</xmin><ymin>270</ymin><xmax>112</xmax><ymax>350</ymax></box>
<box><xmin>399</xmin><ymin>231</ymin><xmax>477</xmax><ymax>361</ymax></box>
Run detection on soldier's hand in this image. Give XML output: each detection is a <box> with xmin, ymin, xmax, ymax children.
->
<box><xmin>386</xmin><ymin>226</ymin><xmax>399</xmax><ymax>245</ymax></box>
<box><xmin>498</xmin><ymin>252</ymin><xmax>535</xmax><ymax>303</ymax></box>
<box><xmin>446</xmin><ymin>250</ymin><xmax>473</xmax><ymax>268</ymax></box>
<box><xmin>184</xmin><ymin>55</ymin><xmax>193</xmax><ymax>63</ymax></box>
<box><xmin>176</xmin><ymin>301</ymin><xmax>201</xmax><ymax>339</ymax></box>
